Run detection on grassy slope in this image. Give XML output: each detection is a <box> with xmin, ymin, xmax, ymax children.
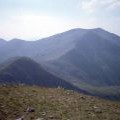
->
<box><xmin>0</xmin><ymin>85</ymin><xmax>120</xmax><ymax>120</ymax></box>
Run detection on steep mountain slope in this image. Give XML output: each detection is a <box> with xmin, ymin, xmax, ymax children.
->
<box><xmin>51</xmin><ymin>31</ymin><xmax>120</xmax><ymax>86</ymax></box>
<box><xmin>40</xmin><ymin>30</ymin><xmax>120</xmax><ymax>99</ymax></box>
<box><xmin>0</xmin><ymin>57</ymin><xmax>85</xmax><ymax>92</ymax></box>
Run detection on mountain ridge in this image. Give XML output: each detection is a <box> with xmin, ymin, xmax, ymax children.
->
<box><xmin>0</xmin><ymin>57</ymin><xmax>88</xmax><ymax>94</ymax></box>
<box><xmin>0</xmin><ymin>28</ymin><xmax>120</xmax><ymax>100</ymax></box>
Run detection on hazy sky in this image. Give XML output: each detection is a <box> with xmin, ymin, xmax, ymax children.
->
<box><xmin>0</xmin><ymin>0</ymin><xmax>120</xmax><ymax>40</ymax></box>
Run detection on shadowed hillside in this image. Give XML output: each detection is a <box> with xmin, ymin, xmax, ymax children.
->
<box><xmin>0</xmin><ymin>57</ymin><xmax>86</xmax><ymax>93</ymax></box>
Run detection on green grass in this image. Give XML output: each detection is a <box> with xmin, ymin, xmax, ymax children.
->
<box><xmin>0</xmin><ymin>85</ymin><xmax>120</xmax><ymax>120</ymax></box>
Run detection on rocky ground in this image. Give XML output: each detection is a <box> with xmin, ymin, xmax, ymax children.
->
<box><xmin>0</xmin><ymin>85</ymin><xmax>120</xmax><ymax>120</ymax></box>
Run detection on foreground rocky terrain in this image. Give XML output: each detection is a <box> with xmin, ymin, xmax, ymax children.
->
<box><xmin>0</xmin><ymin>85</ymin><xmax>120</xmax><ymax>120</ymax></box>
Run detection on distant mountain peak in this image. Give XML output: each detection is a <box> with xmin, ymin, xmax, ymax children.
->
<box><xmin>1</xmin><ymin>56</ymin><xmax>40</xmax><ymax>70</ymax></box>
<box><xmin>10</xmin><ymin>56</ymin><xmax>34</xmax><ymax>62</ymax></box>
<box><xmin>92</xmin><ymin>28</ymin><xmax>104</xmax><ymax>30</ymax></box>
<box><xmin>9</xmin><ymin>38</ymin><xmax>25</xmax><ymax>42</ymax></box>
<box><xmin>67</xmin><ymin>28</ymin><xmax>105</xmax><ymax>32</ymax></box>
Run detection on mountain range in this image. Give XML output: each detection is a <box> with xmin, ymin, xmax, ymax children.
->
<box><xmin>0</xmin><ymin>57</ymin><xmax>86</xmax><ymax>93</ymax></box>
<box><xmin>0</xmin><ymin>28</ymin><xmax>120</xmax><ymax>100</ymax></box>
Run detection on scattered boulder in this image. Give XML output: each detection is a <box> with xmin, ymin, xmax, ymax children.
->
<box><xmin>49</xmin><ymin>115</ymin><xmax>54</xmax><ymax>119</ymax></box>
<box><xmin>36</xmin><ymin>118</ymin><xmax>44</xmax><ymax>120</ymax></box>
<box><xmin>80</xmin><ymin>96</ymin><xmax>85</xmax><ymax>99</ymax></box>
<box><xmin>27</xmin><ymin>107</ymin><xmax>35</xmax><ymax>112</ymax></box>
<box><xmin>93</xmin><ymin>106</ymin><xmax>102</xmax><ymax>113</ymax></box>
<box><xmin>41</xmin><ymin>112</ymin><xmax>46</xmax><ymax>116</ymax></box>
<box><xmin>16</xmin><ymin>116</ymin><xmax>24</xmax><ymax>120</ymax></box>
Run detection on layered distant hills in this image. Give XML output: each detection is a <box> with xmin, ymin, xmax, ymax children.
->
<box><xmin>0</xmin><ymin>28</ymin><xmax>120</xmax><ymax>100</ymax></box>
<box><xmin>0</xmin><ymin>57</ymin><xmax>84</xmax><ymax>93</ymax></box>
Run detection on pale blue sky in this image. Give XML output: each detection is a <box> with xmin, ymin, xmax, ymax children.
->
<box><xmin>0</xmin><ymin>0</ymin><xmax>120</xmax><ymax>40</ymax></box>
